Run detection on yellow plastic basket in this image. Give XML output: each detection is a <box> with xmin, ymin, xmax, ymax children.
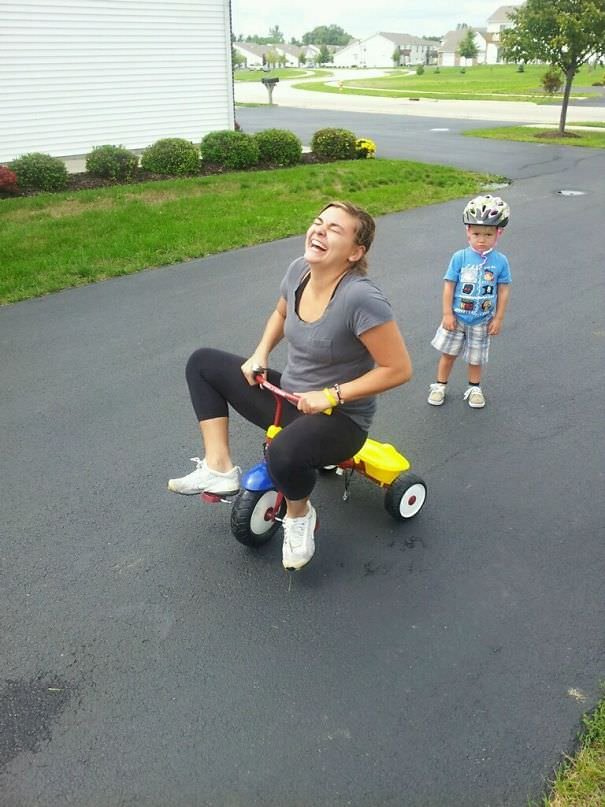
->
<box><xmin>353</xmin><ymin>438</ymin><xmax>410</xmax><ymax>485</ymax></box>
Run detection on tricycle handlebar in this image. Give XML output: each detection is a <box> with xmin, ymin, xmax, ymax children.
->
<box><xmin>253</xmin><ymin>369</ymin><xmax>332</xmax><ymax>415</ymax></box>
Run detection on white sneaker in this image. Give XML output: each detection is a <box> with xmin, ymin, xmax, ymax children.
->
<box><xmin>282</xmin><ymin>503</ymin><xmax>317</xmax><ymax>571</ymax></box>
<box><xmin>427</xmin><ymin>382</ymin><xmax>447</xmax><ymax>406</ymax></box>
<box><xmin>463</xmin><ymin>386</ymin><xmax>486</xmax><ymax>408</ymax></box>
<box><xmin>168</xmin><ymin>457</ymin><xmax>241</xmax><ymax>496</ymax></box>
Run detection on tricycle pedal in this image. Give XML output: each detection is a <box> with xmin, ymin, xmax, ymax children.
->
<box><xmin>201</xmin><ymin>492</ymin><xmax>236</xmax><ymax>504</ymax></box>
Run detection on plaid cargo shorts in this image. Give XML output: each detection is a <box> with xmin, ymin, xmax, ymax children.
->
<box><xmin>431</xmin><ymin>320</ymin><xmax>490</xmax><ymax>365</ymax></box>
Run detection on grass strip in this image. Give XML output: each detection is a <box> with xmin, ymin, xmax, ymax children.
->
<box><xmin>293</xmin><ymin>64</ymin><xmax>601</xmax><ymax>104</ymax></box>
<box><xmin>0</xmin><ymin>160</ymin><xmax>494</xmax><ymax>304</ymax></box>
<box><xmin>234</xmin><ymin>68</ymin><xmax>332</xmax><ymax>82</ymax></box>
<box><xmin>545</xmin><ymin>695</ymin><xmax>605</xmax><ymax>806</ymax></box>
<box><xmin>463</xmin><ymin>126</ymin><xmax>605</xmax><ymax>149</ymax></box>
<box><xmin>292</xmin><ymin>81</ymin><xmax>565</xmax><ymax>103</ymax></box>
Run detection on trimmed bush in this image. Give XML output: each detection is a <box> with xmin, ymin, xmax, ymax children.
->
<box><xmin>253</xmin><ymin>129</ymin><xmax>302</xmax><ymax>166</ymax></box>
<box><xmin>9</xmin><ymin>152</ymin><xmax>68</xmax><ymax>192</ymax></box>
<box><xmin>355</xmin><ymin>137</ymin><xmax>376</xmax><ymax>159</ymax></box>
<box><xmin>311</xmin><ymin>128</ymin><xmax>357</xmax><ymax>160</ymax></box>
<box><xmin>140</xmin><ymin>138</ymin><xmax>200</xmax><ymax>175</ymax></box>
<box><xmin>542</xmin><ymin>67</ymin><xmax>564</xmax><ymax>95</ymax></box>
<box><xmin>434</xmin><ymin>67</ymin><xmax>440</xmax><ymax>74</ymax></box>
<box><xmin>201</xmin><ymin>130</ymin><xmax>260</xmax><ymax>169</ymax></box>
<box><xmin>0</xmin><ymin>165</ymin><xmax>19</xmax><ymax>194</ymax></box>
<box><xmin>416</xmin><ymin>64</ymin><xmax>425</xmax><ymax>75</ymax></box>
<box><xmin>86</xmin><ymin>144</ymin><xmax>139</xmax><ymax>180</ymax></box>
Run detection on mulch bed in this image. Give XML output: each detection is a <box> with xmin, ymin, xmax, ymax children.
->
<box><xmin>534</xmin><ymin>130</ymin><xmax>581</xmax><ymax>139</ymax></box>
<box><xmin>1</xmin><ymin>152</ymin><xmax>326</xmax><ymax>199</ymax></box>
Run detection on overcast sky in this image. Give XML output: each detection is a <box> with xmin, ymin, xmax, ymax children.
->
<box><xmin>230</xmin><ymin>1</ymin><xmax>521</xmax><ymax>41</ymax></box>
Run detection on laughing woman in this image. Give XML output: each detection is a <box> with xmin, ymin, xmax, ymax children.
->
<box><xmin>168</xmin><ymin>200</ymin><xmax>412</xmax><ymax>571</ymax></box>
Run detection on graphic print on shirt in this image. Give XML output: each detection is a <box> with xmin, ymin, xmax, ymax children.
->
<box><xmin>444</xmin><ymin>248</ymin><xmax>511</xmax><ymax>325</ymax></box>
<box><xmin>454</xmin><ymin>262</ymin><xmax>496</xmax><ymax>322</ymax></box>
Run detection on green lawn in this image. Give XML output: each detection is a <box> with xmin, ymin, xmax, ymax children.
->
<box><xmin>568</xmin><ymin>121</ymin><xmax>605</xmax><ymax>128</ymax></box>
<box><xmin>545</xmin><ymin>695</ymin><xmax>605</xmax><ymax>806</ymax></box>
<box><xmin>234</xmin><ymin>68</ymin><xmax>332</xmax><ymax>82</ymax></box>
<box><xmin>0</xmin><ymin>160</ymin><xmax>494</xmax><ymax>304</ymax></box>
<box><xmin>294</xmin><ymin>64</ymin><xmax>603</xmax><ymax>103</ymax></box>
<box><xmin>464</xmin><ymin>125</ymin><xmax>605</xmax><ymax>149</ymax></box>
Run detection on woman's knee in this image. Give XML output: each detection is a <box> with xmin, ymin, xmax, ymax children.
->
<box><xmin>186</xmin><ymin>347</ymin><xmax>216</xmax><ymax>374</ymax></box>
<box><xmin>266</xmin><ymin>438</ymin><xmax>314</xmax><ymax>491</ymax></box>
<box><xmin>186</xmin><ymin>347</ymin><xmax>230</xmax><ymax>387</ymax></box>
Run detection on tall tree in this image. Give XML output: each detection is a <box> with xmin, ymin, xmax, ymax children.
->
<box><xmin>269</xmin><ymin>25</ymin><xmax>285</xmax><ymax>43</ymax></box>
<box><xmin>317</xmin><ymin>43</ymin><xmax>332</xmax><ymax>64</ymax></box>
<box><xmin>458</xmin><ymin>28</ymin><xmax>478</xmax><ymax>61</ymax></box>
<box><xmin>302</xmin><ymin>25</ymin><xmax>352</xmax><ymax>46</ymax></box>
<box><xmin>501</xmin><ymin>0</ymin><xmax>605</xmax><ymax>134</ymax></box>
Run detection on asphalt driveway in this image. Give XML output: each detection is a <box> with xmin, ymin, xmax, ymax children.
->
<box><xmin>1</xmin><ymin>110</ymin><xmax>604</xmax><ymax>807</ymax></box>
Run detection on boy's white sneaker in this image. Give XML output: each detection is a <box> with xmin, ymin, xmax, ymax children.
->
<box><xmin>168</xmin><ymin>457</ymin><xmax>241</xmax><ymax>496</ymax></box>
<box><xmin>427</xmin><ymin>382</ymin><xmax>447</xmax><ymax>406</ymax></box>
<box><xmin>282</xmin><ymin>503</ymin><xmax>317</xmax><ymax>571</ymax></box>
<box><xmin>463</xmin><ymin>386</ymin><xmax>486</xmax><ymax>408</ymax></box>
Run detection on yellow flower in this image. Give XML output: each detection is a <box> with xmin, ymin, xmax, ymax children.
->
<box><xmin>355</xmin><ymin>137</ymin><xmax>376</xmax><ymax>159</ymax></box>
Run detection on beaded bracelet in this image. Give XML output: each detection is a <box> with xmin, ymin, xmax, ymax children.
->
<box><xmin>333</xmin><ymin>383</ymin><xmax>344</xmax><ymax>405</ymax></box>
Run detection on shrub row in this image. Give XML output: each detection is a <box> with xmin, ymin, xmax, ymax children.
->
<box><xmin>3</xmin><ymin>127</ymin><xmax>376</xmax><ymax>193</ymax></box>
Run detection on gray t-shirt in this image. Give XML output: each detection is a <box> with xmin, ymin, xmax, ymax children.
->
<box><xmin>279</xmin><ymin>257</ymin><xmax>394</xmax><ymax>431</ymax></box>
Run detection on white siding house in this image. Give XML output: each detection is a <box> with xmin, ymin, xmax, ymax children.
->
<box><xmin>233</xmin><ymin>42</ymin><xmax>265</xmax><ymax>68</ymax></box>
<box><xmin>0</xmin><ymin>0</ymin><xmax>235</xmax><ymax>162</ymax></box>
<box><xmin>333</xmin><ymin>33</ymin><xmax>433</xmax><ymax>68</ymax></box>
<box><xmin>486</xmin><ymin>5</ymin><xmax>519</xmax><ymax>64</ymax></box>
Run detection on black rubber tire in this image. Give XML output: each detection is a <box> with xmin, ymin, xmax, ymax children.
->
<box><xmin>384</xmin><ymin>472</ymin><xmax>427</xmax><ymax>521</ymax></box>
<box><xmin>230</xmin><ymin>488</ymin><xmax>286</xmax><ymax>546</ymax></box>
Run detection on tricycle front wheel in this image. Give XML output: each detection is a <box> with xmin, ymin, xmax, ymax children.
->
<box><xmin>230</xmin><ymin>488</ymin><xmax>285</xmax><ymax>546</ymax></box>
<box><xmin>384</xmin><ymin>472</ymin><xmax>427</xmax><ymax>521</ymax></box>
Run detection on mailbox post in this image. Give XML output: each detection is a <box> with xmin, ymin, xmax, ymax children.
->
<box><xmin>261</xmin><ymin>76</ymin><xmax>279</xmax><ymax>105</ymax></box>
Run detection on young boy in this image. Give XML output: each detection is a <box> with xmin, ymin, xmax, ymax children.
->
<box><xmin>428</xmin><ymin>195</ymin><xmax>511</xmax><ymax>408</ymax></box>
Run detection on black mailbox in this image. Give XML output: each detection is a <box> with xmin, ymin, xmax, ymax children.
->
<box><xmin>261</xmin><ymin>76</ymin><xmax>279</xmax><ymax>104</ymax></box>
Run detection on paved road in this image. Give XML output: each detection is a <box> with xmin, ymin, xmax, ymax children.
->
<box><xmin>236</xmin><ymin>69</ymin><xmax>605</xmax><ymax>123</ymax></box>
<box><xmin>236</xmin><ymin>105</ymin><xmax>600</xmax><ymax>178</ymax></box>
<box><xmin>1</xmin><ymin>109</ymin><xmax>604</xmax><ymax>806</ymax></box>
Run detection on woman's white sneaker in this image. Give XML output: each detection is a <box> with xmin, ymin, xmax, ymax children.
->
<box><xmin>168</xmin><ymin>457</ymin><xmax>241</xmax><ymax>496</ymax></box>
<box><xmin>463</xmin><ymin>386</ymin><xmax>486</xmax><ymax>408</ymax></box>
<box><xmin>282</xmin><ymin>503</ymin><xmax>317</xmax><ymax>571</ymax></box>
<box><xmin>427</xmin><ymin>382</ymin><xmax>447</xmax><ymax>406</ymax></box>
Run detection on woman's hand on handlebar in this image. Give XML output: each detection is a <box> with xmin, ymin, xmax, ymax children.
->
<box><xmin>241</xmin><ymin>355</ymin><xmax>268</xmax><ymax>385</ymax></box>
<box><xmin>294</xmin><ymin>389</ymin><xmax>334</xmax><ymax>415</ymax></box>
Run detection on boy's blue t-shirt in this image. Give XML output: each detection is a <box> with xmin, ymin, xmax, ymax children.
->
<box><xmin>444</xmin><ymin>247</ymin><xmax>512</xmax><ymax>324</ymax></box>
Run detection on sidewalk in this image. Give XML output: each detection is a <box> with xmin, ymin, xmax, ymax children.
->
<box><xmin>236</xmin><ymin>71</ymin><xmax>605</xmax><ymax>125</ymax></box>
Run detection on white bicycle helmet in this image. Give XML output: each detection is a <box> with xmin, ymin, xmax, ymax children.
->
<box><xmin>463</xmin><ymin>195</ymin><xmax>510</xmax><ymax>228</ymax></box>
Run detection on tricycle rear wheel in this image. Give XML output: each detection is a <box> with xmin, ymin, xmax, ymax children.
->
<box><xmin>384</xmin><ymin>472</ymin><xmax>427</xmax><ymax>521</ymax></box>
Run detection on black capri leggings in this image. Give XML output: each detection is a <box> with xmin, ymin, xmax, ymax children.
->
<box><xmin>186</xmin><ymin>348</ymin><xmax>367</xmax><ymax>500</ymax></box>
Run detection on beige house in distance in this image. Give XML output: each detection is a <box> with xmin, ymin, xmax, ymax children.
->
<box><xmin>438</xmin><ymin>28</ymin><xmax>488</xmax><ymax>66</ymax></box>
